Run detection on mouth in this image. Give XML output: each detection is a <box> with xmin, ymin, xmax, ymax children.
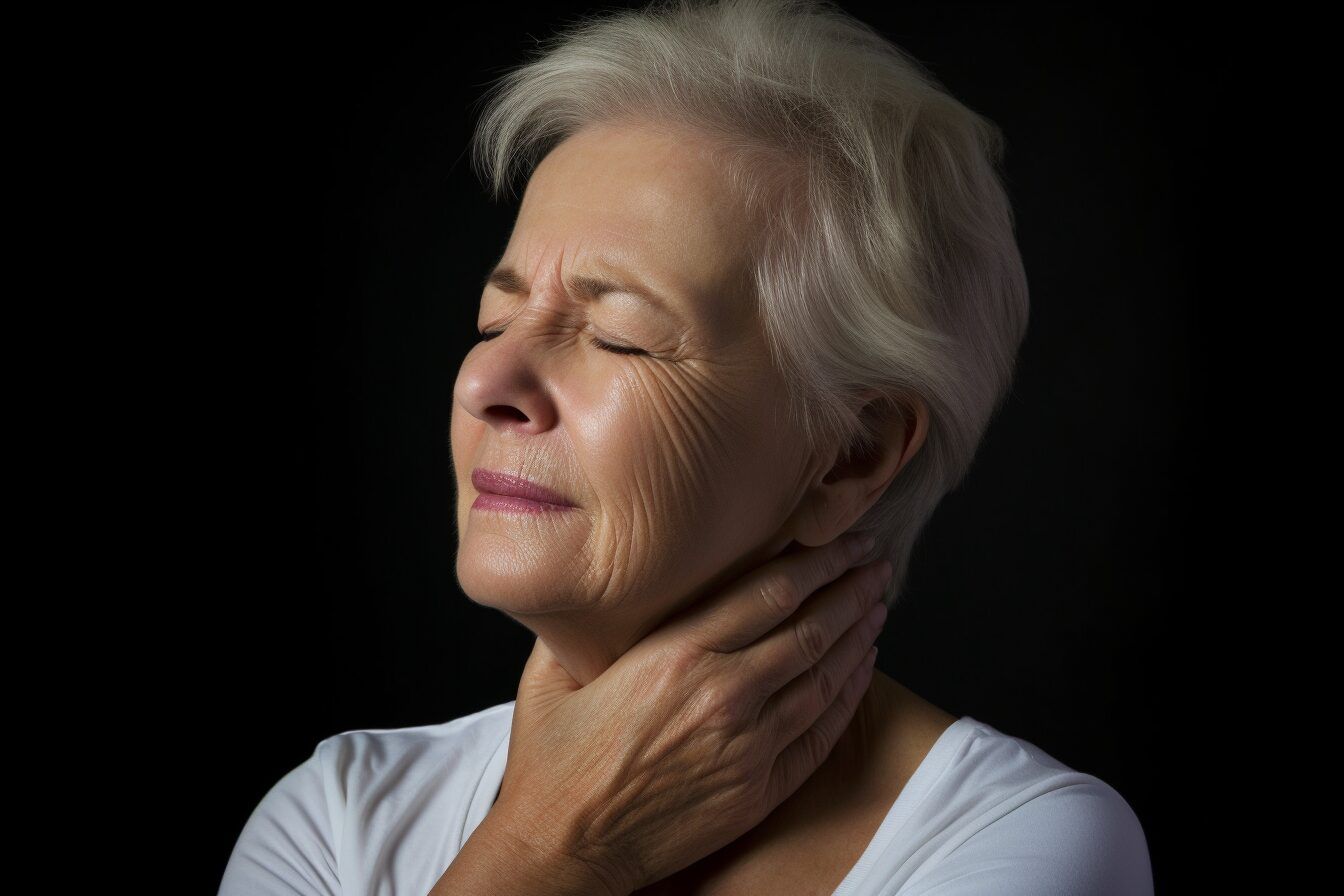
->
<box><xmin>470</xmin><ymin>468</ymin><xmax>578</xmax><ymax>513</ymax></box>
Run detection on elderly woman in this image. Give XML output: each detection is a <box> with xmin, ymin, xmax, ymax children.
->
<box><xmin>220</xmin><ymin>1</ymin><xmax>1153</xmax><ymax>894</ymax></box>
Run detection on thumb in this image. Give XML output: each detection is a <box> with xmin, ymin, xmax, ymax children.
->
<box><xmin>515</xmin><ymin>635</ymin><xmax>582</xmax><ymax>716</ymax></box>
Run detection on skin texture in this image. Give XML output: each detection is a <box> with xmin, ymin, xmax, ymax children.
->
<box><xmin>452</xmin><ymin>118</ymin><xmax>922</xmax><ymax>683</ymax></box>
<box><xmin>449</xmin><ymin>118</ymin><xmax>955</xmax><ymax>893</ymax></box>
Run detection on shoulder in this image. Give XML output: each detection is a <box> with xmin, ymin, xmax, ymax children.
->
<box><xmin>218</xmin><ymin>701</ymin><xmax>515</xmax><ymax>896</ymax></box>
<box><xmin>315</xmin><ymin>699</ymin><xmax>515</xmax><ymax>796</ymax></box>
<box><xmin>897</xmin><ymin>717</ymin><xmax>1153</xmax><ymax>895</ymax></box>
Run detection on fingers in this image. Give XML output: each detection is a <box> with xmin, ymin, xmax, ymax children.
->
<box><xmin>674</xmin><ymin>533</ymin><xmax>875</xmax><ymax>655</ymax></box>
<box><xmin>756</xmin><ymin>562</ymin><xmax>889</xmax><ymax>744</ymax></box>
<box><xmin>747</xmin><ymin>561</ymin><xmax>892</xmax><ymax>698</ymax></box>
<box><xmin>765</xmin><ymin>642</ymin><xmax>879</xmax><ymax>812</ymax></box>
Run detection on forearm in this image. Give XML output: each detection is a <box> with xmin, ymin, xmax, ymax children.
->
<box><xmin>428</xmin><ymin>811</ymin><xmax>630</xmax><ymax>896</ymax></box>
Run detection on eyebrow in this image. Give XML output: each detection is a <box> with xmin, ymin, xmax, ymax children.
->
<box><xmin>483</xmin><ymin>264</ymin><xmax>685</xmax><ymax>325</ymax></box>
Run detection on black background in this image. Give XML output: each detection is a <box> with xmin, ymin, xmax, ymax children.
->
<box><xmin>177</xmin><ymin>3</ymin><xmax>1236</xmax><ymax>892</ymax></box>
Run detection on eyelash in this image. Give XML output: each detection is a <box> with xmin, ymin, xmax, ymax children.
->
<box><xmin>476</xmin><ymin>330</ymin><xmax>648</xmax><ymax>357</ymax></box>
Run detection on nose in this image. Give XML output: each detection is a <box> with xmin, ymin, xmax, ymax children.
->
<box><xmin>454</xmin><ymin>326</ymin><xmax>560</xmax><ymax>437</ymax></box>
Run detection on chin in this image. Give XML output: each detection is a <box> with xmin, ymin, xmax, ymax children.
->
<box><xmin>455</xmin><ymin>537</ymin><xmax>593</xmax><ymax>616</ymax></box>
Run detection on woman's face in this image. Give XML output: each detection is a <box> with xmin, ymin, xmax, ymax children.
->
<box><xmin>451</xmin><ymin>120</ymin><xmax>825</xmax><ymax>629</ymax></box>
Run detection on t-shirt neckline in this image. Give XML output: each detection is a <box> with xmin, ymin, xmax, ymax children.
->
<box><xmin>463</xmin><ymin>704</ymin><xmax>979</xmax><ymax>896</ymax></box>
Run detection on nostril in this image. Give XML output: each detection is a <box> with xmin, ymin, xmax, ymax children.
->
<box><xmin>487</xmin><ymin>405</ymin><xmax>529</xmax><ymax>422</ymax></box>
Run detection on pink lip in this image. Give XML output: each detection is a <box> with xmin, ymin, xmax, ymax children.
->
<box><xmin>471</xmin><ymin>468</ymin><xmax>577</xmax><ymax>513</ymax></box>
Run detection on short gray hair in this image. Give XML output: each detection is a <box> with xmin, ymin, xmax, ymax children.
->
<box><xmin>468</xmin><ymin>0</ymin><xmax>1030</xmax><ymax>607</ymax></box>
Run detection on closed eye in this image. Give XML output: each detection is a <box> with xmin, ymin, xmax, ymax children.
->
<box><xmin>477</xmin><ymin>329</ymin><xmax>649</xmax><ymax>357</ymax></box>
<box><xmin>589</xmin><ymin>336</ymin><xmax>648</xmax><ymax>356</ymax></box>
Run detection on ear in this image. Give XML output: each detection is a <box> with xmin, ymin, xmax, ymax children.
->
<box><xmin>788</xmin><ymin>391</ymin><xmax>929</xmax><ymax>547</ymax></box>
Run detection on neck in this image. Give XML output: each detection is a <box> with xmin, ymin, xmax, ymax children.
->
<box><xmin>509</xmin><ymin>596</ymin><xmax>901</xmax><ymax>772</ymax></box>
<box><xmin>514</xmin><ymin>608</ymin><xmax>651</xmax><ymax>686</ymax></box>
<box><xmin>508</xmin><ymin>533</ymin><xmax>806</xmax><ymax>688</ymax></box>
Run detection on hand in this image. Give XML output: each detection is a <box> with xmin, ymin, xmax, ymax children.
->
<box><xmin>490</xmin><ymin>533</ymin><xmax>892</xmax><ymax>896</ymax></box>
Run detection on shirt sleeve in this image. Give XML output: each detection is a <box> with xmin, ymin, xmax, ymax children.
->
<box><xmin>217</xmin><ymin>739</ymin><xmax>341</xmax><ymax>896</ymax></box>
<box><xmin>899</xmin><ymin>779</ymin><xmax>1154</xmax><ymax>896</ymax></box>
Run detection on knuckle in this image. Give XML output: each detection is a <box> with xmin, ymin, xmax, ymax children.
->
<box><xmin>699</xmin><ymin>681</ymin><xmax>749</xmax><ymax>731</ymax></box>
<box><xmin>662</xmin><ymin>641</ymin><xmax>704</xmax><ymax>681</ymax></box>
<box><xmin>794</xmin><ymin>617</ymin><xmax>828</xmax><ymax>665</ymax></box>
<box><xmin>710</xmin><ymin>730</ymin><xmax>757</xmax><ymax>783</ymax></box>
<box><xmin>644</xmin><ymin>641</ymin><xmax>713</xmax><ymax>704</ymax></box>
<box><xmin>758</xmin><ymin>575</ymin><xmax>801</xmax><ymax>615</ymax></box>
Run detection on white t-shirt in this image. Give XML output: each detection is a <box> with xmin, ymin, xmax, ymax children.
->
<box><xmin>218</xmin><ymin>701</ymin><xmax>1153</xmax><ymax>895</ymax></box>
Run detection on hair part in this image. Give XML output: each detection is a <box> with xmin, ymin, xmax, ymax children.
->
<box><xmin>468</xmin><ymin>0</ymin><xmax>1030</xmax><ymax>606</ymax></box>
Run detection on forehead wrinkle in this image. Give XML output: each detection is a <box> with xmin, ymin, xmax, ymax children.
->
<box><xmin>484</xmin><ymin>255</ymin><xmax>689</xmax><ymax>329</ymax></box>
<box><xmin>518</xmin><ymin>181</ymin><xmax>707</xmax><ymax>297</ymax></box>
<box><xmin>502</xmin><ymin>166</ymin><xmax>753</xmax><ymax>340</ymax></box>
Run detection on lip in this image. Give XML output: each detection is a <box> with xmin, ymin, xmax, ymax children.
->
<box><xmin>471</xmin><ymin>468</ymin><xmax>577</xmax><ymax>512</ymax></box>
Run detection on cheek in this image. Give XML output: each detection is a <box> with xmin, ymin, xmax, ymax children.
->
<box><xmin>581</xmin><ymin>361</ymin><xmax>803</xmax><ymax>614</ymax></box>
<box><xmin>573</xmin><ymin>362</ymin><xmax>780</xmax><ymax>540</ymax></box>
<box><xmin>572</xmin><ymin>370</ymin><xmax>687</xmax><ymax>528</ymax></box>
